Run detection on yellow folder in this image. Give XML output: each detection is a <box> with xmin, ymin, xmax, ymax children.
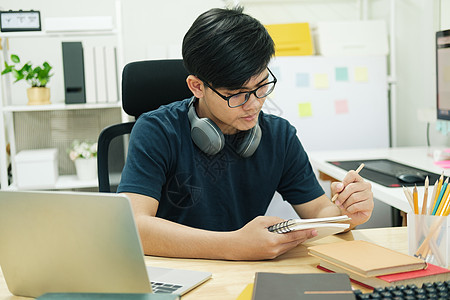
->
<box><xmin>236</xmin><ymin>283</ymin><xmax>253</xmax><ymax>300</ymax></box>
<box><xmin>264</xmin><ymin>23</ymin><xmax>314</xmax><ymax>56</ymax></box>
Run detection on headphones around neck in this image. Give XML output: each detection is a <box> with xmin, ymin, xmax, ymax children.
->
<box><xmin>187</xmin><ymin>97</ymin><xmax>261</xmax><ymax>157</ymax></box>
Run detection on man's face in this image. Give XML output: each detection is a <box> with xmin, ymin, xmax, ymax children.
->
<box><xmin>200</xmin><ymin>69</ymin><xmax>270</xmax><ymax>135</ymax></box>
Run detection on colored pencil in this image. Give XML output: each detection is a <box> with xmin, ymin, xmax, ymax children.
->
<box><xmin>428</xmin><ymin>179</ymin><xmax>439</xmax><ymax>215</ymax></box>
<box><xmin>432</xmin><ymin>177</ymin><xmax>448</xmax><ymax>215</ymax></box>
<box><xmin>331</xmin><ymin>163</ymin><xmax>365</xmax><ymax>202</ymax></box>
<box><xmin>413</xmin><ymin>185</ymin><xmax>419</xmax><ymax>214</ymax></box>
<box><xmin>429</xmin><ymin>173</ymin><xmax>444</xmax><ymax>215</ymax></box>
<box><xmin>436</xmin><ymin>180</ymin><xmax>450</xmax><ymax>216</ymax></box>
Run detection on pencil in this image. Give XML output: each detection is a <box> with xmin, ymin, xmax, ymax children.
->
<box><xmin>429</xmin><ymin>173</ymin><xmax>444</xmax><ymax>214</ymax></box>
<box><xmin>436</xmin><ymin>182</ymin><xmax>450</xmax><ymax>216</ymax></box>
<box><xmin>402</xmin><ymin>186</ymin><xmax>415</xmax><ymax>212</ymax></box>
<box><xmin>413</xmin><ymin>185</ymin><xmax>419</xmax><ymax>214</ymax></box>
<box><xmin>421</xmin><ymin>176</ymin><xmax>429</xmax><ymax>215</ymax></box>
<box><xmin>432</xmin><ymin>177</ymin><xmax>448</xmax><ymax>215</ymax></box>
<box><xmin>331</xmin><ymin>163</ymin><xmax>365</xmax><ymax>202</ymax></box>
<box><xmin>428</xmin><ymin>179</ymin><xmax>439</xmax><ymax>215</ymax></box>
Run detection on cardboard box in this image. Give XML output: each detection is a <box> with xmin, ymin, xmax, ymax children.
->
<box><xmin>15</xmin><ymin>148</ymin><xmax>58</xmax><ymax>189</ymax></box>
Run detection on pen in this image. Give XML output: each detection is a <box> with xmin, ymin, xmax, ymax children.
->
<box><xmin>331</xmin><ymin>163</ymin><xmax>365</xmax><ymax>202</ymax></box>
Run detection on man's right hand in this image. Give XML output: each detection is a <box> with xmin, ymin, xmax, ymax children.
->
<box><xmin>225</xmin><ymin>216</ymin><xmax>317</xmax><ymax>260</ymax></box>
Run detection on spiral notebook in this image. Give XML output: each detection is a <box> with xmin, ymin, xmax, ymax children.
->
<box><xmin>267</xmin><ymin>215</ymin><xmax>350</xmax><ymax>242</ymax></box>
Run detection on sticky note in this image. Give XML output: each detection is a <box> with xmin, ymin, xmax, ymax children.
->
<box><xmin>313</xmin><ymin>74</ymin><xmax>329</xmax><ymax>89</ymax></box>
<box><xmin>298</xmin><ymin>102</ymin><xmax>312</xmax><ymax>117</ymax></box>
<box><xmin>355</xmin><ymin>67</ymin><xmax>368</xmax><ymax>82</ymax></box>
<box><xmin>335</xmin><ymin>99</ymin><xmax>349</xmax><ymax>114</ymax></box>
<box><xmin>296</xmin><ymin>73</ymin><xmax>309</xmax><ymax>87</ymax></box>
<box><xmin>335</xmin><ymin>67</ymin><xmax>348</xmax><ymax>81</ymax></box>
<box><xmin>444</xmin><ymin>66</ymin><xmax>450</xmax><ymax>82</ymax></box>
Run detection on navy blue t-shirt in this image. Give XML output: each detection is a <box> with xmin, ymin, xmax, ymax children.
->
<box><xmin>118</xmin><ymin>98</ymin><xmax>324</xmax><ymax>231</ymax></box>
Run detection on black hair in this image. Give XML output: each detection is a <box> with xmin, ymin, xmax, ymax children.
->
<box><xmin>182</xmin><ymin>7</ymin><xmax>274</xmax><ymax>90</ymax></box>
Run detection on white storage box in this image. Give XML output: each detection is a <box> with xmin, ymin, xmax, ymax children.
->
<box><xmin>15</xmin><ymin>148</ymin><xmax>58</xmax><ymax>189</ymax></box>
<box><xmin>316</xmin><ymin>20</ymin><xmax>388</xmax><ymax>56</ymax></box>
<box><xmin>44</xmin><ymin>16</ymin><xmax>113</xmax><ymax>32</ymax></box>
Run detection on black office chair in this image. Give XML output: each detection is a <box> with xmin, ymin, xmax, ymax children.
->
<box><xmin>97</xmin><ymin>59</ymin><xmax>192</xmax><ymax>192</ymax></box>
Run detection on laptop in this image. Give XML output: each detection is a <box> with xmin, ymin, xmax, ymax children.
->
<box><xmin>0</xmin><ymin>190</ymin><xmax>211</xmax><ymax>298</ymax></box>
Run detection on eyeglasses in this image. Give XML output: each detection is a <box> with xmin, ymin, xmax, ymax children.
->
<box><xmin>202</xmin><ymin>68</ymin><xmax>277</xmax><ymax>108</ymax></box>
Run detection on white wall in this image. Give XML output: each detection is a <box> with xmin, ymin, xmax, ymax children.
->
<box><xmin>0</xmin><ymin>0</ymin><xmax>223</xmax><ymax>104</ymax></box>
<box><xmin>1</xmin><ymin>0</ymin><xmax>450</xmax><ymax>147</ymax></box>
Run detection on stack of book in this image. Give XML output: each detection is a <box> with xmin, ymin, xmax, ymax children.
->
<box><xmin>308</xmin><ymin>240</ymin><xmax>450</xmax><ymax>289</ymax></box>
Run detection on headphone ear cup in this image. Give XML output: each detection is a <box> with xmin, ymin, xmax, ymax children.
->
<box><xmin>191</xmin><ymin>119</ymin><xmax>225</xmax><ymax>155</ymax></box>
<box><xmin>236</xmin><ymin>123</ymin><xmax>261</xmax><ymax>158</ymax></box>
<box><xmin>188</xmin><ymin>99</ymin><xmax>225</xmax><ymax>155</ymax></box>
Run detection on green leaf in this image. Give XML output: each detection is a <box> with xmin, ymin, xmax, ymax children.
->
<box><xmin>11</xmin><ymin>54</ymin><xmax>20</xmax><ymax>64</ymax></box>
<box><xmin>1</xmin><ymin>54</ymin><xmax>53</xmax><ymax>87</ymax></box>
<box><xmin>1</xmin><ymin>66</ymin><xmax>12</xmax><ymax>75</ymax></box>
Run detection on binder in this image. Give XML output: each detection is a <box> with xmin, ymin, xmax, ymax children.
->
<box><xmin>264</xmin><ymin>23</ymin><xmax>314</xmax><ymax>56</ymax></box>
<box><xmin>62</xmin><ymin>42</ymin><xmax>86</xmax><ymax>104</ymax></box>
<box><xmin>83</xmin><ymin>45</ymin><xmax>97</xmax><ymax>103</ymax></box>
<box><xmin>94</xmin><ymin>46</ymin><xmax>107</xmax><ymax>103</ymax></box>
<box><xmin>104</xmin><ymin>46</ymin><xmax>118</xmax><ymax>103</ymax></box>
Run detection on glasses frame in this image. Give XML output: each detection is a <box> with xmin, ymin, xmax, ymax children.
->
<box><xmin>201</xmin><ymin>68</ymin><xmax>277</xmax><ymax>108</ymax></box>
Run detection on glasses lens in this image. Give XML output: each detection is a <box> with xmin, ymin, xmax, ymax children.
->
<box><xmin>228</xmin><ymin>93</ymin><xmax>248</xmax><ymax>107</ymax></box>
<box><xmin>255</xmin><ymin>82</ymin><xmax>275</xmax><ymax>98</ymax></box>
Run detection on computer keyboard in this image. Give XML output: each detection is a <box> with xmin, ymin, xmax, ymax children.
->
<box><xmin>150</xmin><ymin>281</ymin><xmax>182</xmax><ymax>293</ymax></box>
<box><xmin>353</xmin><ymin>280</ymin><xmax>450</xmax><ymax>299</ymax></box>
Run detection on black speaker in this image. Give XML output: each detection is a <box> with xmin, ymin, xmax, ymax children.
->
<box><xmin>62</xmin><ymin>42</ymin><xmax>86</xmax><ymax>104</ymax></box>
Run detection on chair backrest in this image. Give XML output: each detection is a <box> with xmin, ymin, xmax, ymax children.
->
<box><xmin>122</xmin><ymin>59</ymin><xmax>192</xmax><ymax>118</ymax></box>
<box><xmin>98</xmin><ymin>59</ymin><xmax>193</xmax><ymax>192</ymax></box>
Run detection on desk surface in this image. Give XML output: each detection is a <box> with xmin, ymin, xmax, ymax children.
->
<box><xmin>309</xmin><ymin>147</ymin><xmax>449</xmax><ymax>213</ymax></box>
<box><xmin>0</xmin><ymin>227</ymin><xmax>408</xmax><ymax>300</ymax></box>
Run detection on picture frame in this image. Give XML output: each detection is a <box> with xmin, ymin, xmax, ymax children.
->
<box><xmin>0</xmin><ymin>10</ymin><xmax>41</xmax><ymax>32</ymax></box>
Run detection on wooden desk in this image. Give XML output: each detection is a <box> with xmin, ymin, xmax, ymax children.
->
<box><xmin>309</xmin><ymin>147</ymin><xmax>449</xmax><ymax>213</ymax></box>
<box><xmin>0</xmin><ymin>227</ymin><xmax>408</xmax><ymax>300</ymax></box>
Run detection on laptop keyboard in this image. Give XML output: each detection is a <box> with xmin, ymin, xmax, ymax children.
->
<box><xmin>151</xmin><ymin>281</ymin><xmax>183</xmax><ymax>293</ymax></box>
<box><xmin>353</xmin><ymin>280</ymin><xmax>450</xmax><ymax>299</ymax></box>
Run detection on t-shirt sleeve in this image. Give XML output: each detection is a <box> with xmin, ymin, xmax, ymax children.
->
<box><xmin>117</xmin><ymin>114</ymin><xmax>172</xmax><ymax>200</ymax></box>
<box><xmin>277</xmin><ymin>125</ymin><xmax>325</xmax><ymax>205</ymax></box>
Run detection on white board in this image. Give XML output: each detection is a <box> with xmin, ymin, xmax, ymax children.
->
<box><xmin>264</xmin><ymin>55</ymin><xmax>389</xmax><ymax>151</ymax></box>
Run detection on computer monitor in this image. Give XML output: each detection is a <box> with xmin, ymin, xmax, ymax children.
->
<box><xmin>436</xmin><ymin>29</ymin><xmax>450</xmax><ymax>120</ymax></box>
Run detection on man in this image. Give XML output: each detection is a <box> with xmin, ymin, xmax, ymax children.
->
<box><xmin>118</xmin><ymin>7</ymin><xmax>373</xmax><ymax>261</ymax></box>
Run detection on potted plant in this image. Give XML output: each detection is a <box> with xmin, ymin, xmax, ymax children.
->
<box><xmin>1</xmin><ymin>54</ymin><xmax>53</xmax><ymax>105</ymax></box>
<box><xmin>68</xmin><ymin>140</ymin><xmax>98</xmax><ymax>181</ymax></box>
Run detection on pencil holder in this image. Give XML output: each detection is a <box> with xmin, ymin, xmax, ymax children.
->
<box><xmin>407</xmin><ymin>214</ymin><xmax>449</xmax><ymax>268</ymax></box>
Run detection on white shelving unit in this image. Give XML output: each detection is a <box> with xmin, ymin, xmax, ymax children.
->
<box><xmin>0</xmin><ymin>0</ymin><xmax>125</xmax><ymax>190</ymax></box>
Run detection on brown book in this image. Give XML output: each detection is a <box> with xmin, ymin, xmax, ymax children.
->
<box><xmin>308</xmin><ymin>240</ymin><xmax>427</xmax><ymax>277</ymax></box>
<box><xmin>318</xmin><ymin>260</ymin><xmax>450</xmax><ymax>289</ymax></box>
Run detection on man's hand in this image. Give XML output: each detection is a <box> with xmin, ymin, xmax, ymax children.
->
<box><xmin>331</xmin><ymin>170</ymin><xmax>373</xmax><ymax>227</ymax></box>
<box><xmin>226</xmin><ymin>216</ymin><xmax>317</xmax><ymax>260</ymax></box>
